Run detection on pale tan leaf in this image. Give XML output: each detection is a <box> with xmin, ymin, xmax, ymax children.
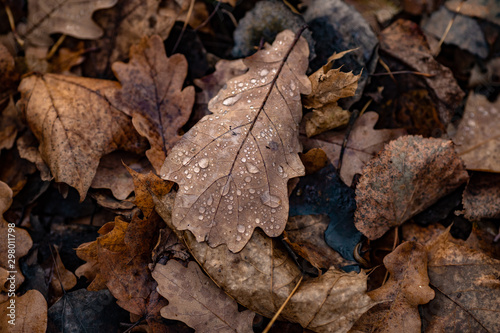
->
<box><xmin>108</xmin><ymin>35</ymin><xmax>195</xmax><ymax>173</ymax></box>
<box><xmin>452</xmin><ymin>92</ymin><xmax>500</xmax><ymax>172</ymax></box>
<box><xmin>153</xmin><ymin>260</ymin><xmax>255</xmax><ymax>333</ymax></box>
<box><xmin>160</xmin><ymin>30</ymin><xmax>311</xmax><ymax>252</ymax></box>
<box><xmin>0</xmin><ymin>289</ymin><xmax>47</xmax><ymax>332</ymax></box>
<box><xmin>17</xmin><ymin>74</ymin><xmax>147</xmax><ymax>200</ymax></box>
<box><xmin>355</xmin><ymin>136</ymin><xmax>469</xmax><ymax>240</ymax></box>
<box><xmin>20</xmin><ymin>0</ymin><xmax>118</xmax><ymax>47</ymax></box>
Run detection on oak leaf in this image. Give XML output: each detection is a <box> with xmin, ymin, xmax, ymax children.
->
<box><xmin>301</xmin><ymin>111</ymin><xmax>406</xmax><ymax>186</ymax></box>
<box><xmin>0</xmin><ymin>289</ymin><xmax>47</xmax><ymax>332</ymax></box>
<box><xmin>350</xmin><ymin>241</ymin><xmax>435</xmax><ymax>333</ymax></box>
<box><xmin>108</xmin><ymin>35</ymin><xmax>195</xmax><ymax>173</ymax></box>
<box><xmin>154</xmin><ymin>192</ymin><xmax>375</xmax><ymax>333</ymax></box>
<box><xmin>421</xmin><ymin>228</ymin><xmax>500</xmax><ymax>332</ymax></box>
<box><xmin>20</xmin><ymin>0</ymin><xmax>118</xmax><ymax>47</ymax></box>
<box><xmin>452</xmin><ymin>92</ymin><xmax>500</xmax><ymax>172</ymax></box>
<box><xmin>153</xmin><ymin>260</ymin><xmax>255</xmax><ymax>333</ymax></box>
<box><xmin>18</xmin><ymin>74</ymin><xmax>147</xmax><ymax>200</ymax></box>
<box><xmin>160</xmin><ymin>30</ymin><xmax>312</xmax><ymax>252</ymax></box>
<box><xmin>355</xmin><ymin>135</ymin><xmax>469</xmax><ymax>240</ymax></box>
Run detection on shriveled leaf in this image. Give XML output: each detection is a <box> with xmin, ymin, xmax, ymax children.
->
<box><xmin>350</xmin><ymin>241</ymin><xmax>434</xmax><ymax>333</ymax></box>
<box><xmin>153</xmin><ymin>260</ymin><xmax>255</xmax><ymax>333</ymax></box>
<box><xmin>421</xmin><ymin>228</ymin><xmax>500</xmax><ymax>332</ymax></box>
<box><xmin>161</xmin><ymin>30</ymin><xmax>311</xmax><ymax>252</ymax></box>
<box><xmin>0</xmin><ymin>289</ymin><xmax>47</xmax><ymax>332</ymax></box>
<box><xmin>302</xmin><ymin>56</ymin><xmax>361</xmax><ymax>137</ymax></box>
<box><xmin>284</xmin><ymin>214</ymin><xmax>354</xmax><ymax>270</ymax></box>
<box><xmin>301</xmin><ymin>111</ymin><xmax>406</xmax><ymax>186</ymax></box>
<box><xmin>109</xmin><ymin>35</ymin><xmax>195</xmax><ymax>172</ymax></box>
<box><xmin>20</xmin><ymin>0</ymin><xmax>118</xmax><ymax>47</ymax></box>
<box><xmin>452</xmin><ymin>92</ymin><xmax>500</xmax><ymax>172</ymax></box>
<box><xmin>355</xmin><ymin>136</ymin><xmax>469</xmax><ymax>240</ymax></box>
<box><xmin>44</xmin><ymin>246</ymin><xmax>77</xmax><ymax>299</ymax></box>
<box><xmin>463</xmin><ymin>172</ymin><xmax>500</xmax><ymax>221</ymax></box>
<box><xmin>126</xmin><ymin>166</ymin><xmax>174</xmax><ymax>217</ymax></box>
<box><xmin>18</xmin><ymin>74</ymin><xmax>147</xmax><ymax>200</ymax></box>
<box><xmin>154</xmin><ymin>192</ymin><xmax>375</xmax><ymax>333</ymax></box>
<box><xmin>379</xmin><ymin>19</ymin><xmax>465</xmax><ymax>125</ymax></box>
<box><xmin>0</xmin><ymin>181</ymin><xmax>33</xmax><ymax>292</ymax></box>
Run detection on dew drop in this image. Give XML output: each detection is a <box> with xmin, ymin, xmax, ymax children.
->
<box><xmin>194</xmin><ymin>167</ymin><xmax>200</xmax><ymax>173</ymax></box>
<box><xmin>182</xmin><ymin>157</ymin><xmax>190</xmax><ymax>166</ymax></box>
<box><xmin>199</xmin><ymin>207</ymin><xmax>206</xmax><ymax>214</ymax></box>
<box><xmin>228</xmin><ymin>204</ymin><xmax>233</xmax><ymax>210</ymax></box>
<box><xmin>260</xmin><ymin>69</ymin><xmax>269</xmax><ymax>76</ymax></box>
<box><xmin>198</xmin><ymin>215</ymin><xmax>204</xmax><ymax>220</ymax></box>
<box><xmin>221</xmin><ymin>179</ymin><xmax>231</xmax><ymax>196</ymax></box>
<box><xmin>222</xmin><ymin>94</ymin><xmax>241</xmax><ymax>106</ymax></box>
<box><xmin>255</xmin><ymin>218</ymin><xmax>260</xmax><ymax>224</ymax></box>
<box><xmin>237</xmin><ymin>189</ymin><xmax>242</xmax><ymax>196</ymax></box>
<box><xmin>249</xmin><ymin>188</ymin><xmax>255</xmax><ymax>194</ymax></box>
<box><xmin>246</xmin><ymin>162</ymin><xmax>260</xmax><ymax>174</ymax></box>
<box><xmin>207</xmin><ymin>195</ymin><xmax>213</xmax><ymax>206</ymax></box>
<box><xmin>237</xmin><ymin>225</ymin><xmax>246</xmax><ymax>233</ymax></box>
<box><xmin>177</xmin><ymin>151</ymin><xmax>183</xmax><ymax>157</ymax></box>
<box><xmin>244</xmin><ymin>176</ymin><xmax>252</xmax><ymax>183</ymax></box>
<box><xmin>250</xmin><ymin>79</ymin><xmax>257</xmax><ymax>84</ymax></box>
<box><xmin>236</xmin><ymin>235</ymin><xmax>242</xmax><ymax>241</ymax></box>
<box><xmin>186</xmin><ymin>174</ymin><xmax>192</xmax><ymax>179</ymax></box>
<box><xmin>261</xmin><ymin>191</ymin><xmax>281</xmax><ymax>208</ymax></box>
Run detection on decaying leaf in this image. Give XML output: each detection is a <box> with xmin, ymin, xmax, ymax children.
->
<box><xmin>0</xmin><ymin>289</ymin><xmax>47</xmax><ymax>332</ymax></box>
<box><xmin>284</xmin><ymin>214</ymin><xmax>354</xmax><ymax>270</ymax></box>
<box><xmin>299</xmin><ymin>148</ymin><xmax>329</xmax><ymax>174</ymax></box>
<box><xmin>153</xmin><ymin>260</ymin><xmax>255</xmax><ymax>333</ymax></box>
<box><xmin>301</xmin><ymin>111</ymin><xmax>406</xmax><ymax>186</ymax></box>
<box><xmin>0</xmin><ymin>97</ymin><xmax>23</xmax><ymax>152</ymax></box>
<box><xmin>160</xmin><ymin>30</ymin><xmax>311</xmax><ymax>252</ymax></box>
<box><xmin>108</xmin><ymin>35</ymin><xmax>194</xmax><ymax>172</ymax></box>
<box><xmin>463</xmin><ymin>172</ymin><xmax>500</xmax><ymax>221</ymax></box>
<box><xmin>452</xmin><ymin>92</ymin><xmax>500</xmax><ymax>172</ymax></box>
<box><xmin>20</xmin><ymin>0</ymin><xmax>118</xmax><ymax>46</ymax></box>
<box><xmin>446</xmin><ymin>0</ymin><xmax>500</xmax><ymax>26</ymax></box>
<box><xmin>355</xmin><ymin>136</ymin><xmax>469</xmax><ymax>240</ymax></box>
<box><xmin>154</xmin><ymin>192</ymin><xmax>375</xmax><ymax>333</ymax></box>
<box><xmin>379</xmin><ymin>19</ymin><xmax>465</xmax><ymax>125</ymax></box>
<box><xmin>18</xmin><ymin>74</ymin><xmax>147</xmax><ymax>200</ymax></box>
<box><xmin>0</xmin><ymin>181</ymin><xmax>33</xmax><ymax>293</ymax></box>
<box><xmin>351</xmin><ymin>242</ymin><xmax>435</xmax><ymax>333</ymax></box>
<box><xmin>302</xmin><ymin>53</ymin><xmax>361</xmax><ymax>137</ymax></box>
<box><xmin>422</xmin><ymin>228</ymin><xmax>500</xmax><ymax>332</ymax></box>
<box><xmin>44</xmin><ymin>246</ymin><xmax>77</xmax><ymax>299</ymax></box>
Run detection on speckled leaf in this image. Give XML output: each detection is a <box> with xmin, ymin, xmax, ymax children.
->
<box><xmin>152</xmin><ymin>260</ymin><xmax>255</xmax><ymax>333</ymax></box>
<box><xmin>355</xmin><ymin>136</ymin><xmax>469</xmax><ymax>240</ymax></box>
<box><xmin>463</xmin><ymin>172</ymin><xmax>500</xmax><ymax>221</ymax></box>
<box><xmin>452</xmin><ymin>92</ymin><xmax>500</xmax><ymax>172</ymax></box>
<box><xmin>160</xmin><ymin>30</ymin><xmax>311</xmax><ymax>252</ymax></box>
<box><xmin>109</xmin><ymin>35</ymin><xmax>195</xmax><ymax>173</ymax></box>
<box><xmin>21</xmin><ymin>0</ymin><xmax>118</xmax><ymax>47</ymax></box>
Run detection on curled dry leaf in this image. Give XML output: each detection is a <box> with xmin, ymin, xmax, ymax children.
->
<box><xmin>350</xmin><ymin>241</ymin><xmax>435</xmax><ymax>333</ymax></box>
<box><xmin>0</xmin><ymin>289</ymin><xmax>47</xmax><ymax>332</ymax></box>
<box><xmin>452</xmin><ymin>92</ymin><xmax>500</xmax><ymax>172</ymax></box>
<box><xmin>422</xmin><ymin>228</ymin><xmax>500</xmax><ymax>332</ymax></box>
<box><xmin>153</xmin><ymin>260</ymin><xmax>255</xmax><ymax>333</ymax></box>
<box><xmin>355</xmin><ymin>136</ymin><xmax>469</xmax><ymax>240</ymax></box>
<box><xmin>20</xmin><ymin>0</ymin><xmax>118</xmax><ymax>47</ymax></box>
<box><xmin>108</xmin><ymin>35</ymin><xmax>195</xmax><ymax>173</ymax></box>
<box><xmin>0</xmin><ymin>181</ymin><xmax>33</xmax><ymax>293</ymax></box>
<box><xmin>463</xmin><ymin>172</ymin><xmax>500</xmax><ymax>221</ymax></box>
<box><xmin>301</xmin><ymin>111</ymin><xmax>406</xmax><ymax>186</ymax></box>
<box><xmin>18</xmin><ymin>74</ymin><xmax>147</xmax><ymax>200</ymax></box>
<box><xmin>302</xmin><ymin>53</ymin><xmax>361</xmax><ymax>137</ymax></box>
<box><xmin>45</xmin><ymin>246</ymin><xmax>77</xmax><ymax>299</ymax></box>
<box><xmin>379</xmin><ymin>19</ymin><xmax>465</xmax><ymax>125</ymax></box>
<box><xmin>161</xmin><ymin>30</ymin><xmax>311</xmax><ymax>252</ymax></box>
<box><xmin>154</xmin><ymin>192</ymin><xmax>375</xmax><ymax>333</ymax></box>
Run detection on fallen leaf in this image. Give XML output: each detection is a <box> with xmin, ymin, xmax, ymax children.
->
<box><xmin>154</xmin><ymin>192</ymin><xmax>375</xmax><ymax>333</ymax></box>
<box><xmin>17</xmin><ymin>73</ymin><xmax>148</xmax><ymax>200</ymax></box>
<box><xmin>160</xmin><ymin>30</ymin><xmax>311</xmax><ymax>252</ymax></box>
<box><xmin>0</xmin><ymin>97</ymin><xmax>23</xmax><ymax>152</ymax></box>
<box><xmin>20</xmin><ymin>0</ymin><xmax>118</xmax><ymax>47</ymax></box>
<box><xmin>50</xmin><ymin>42</ymin><xmax>86</xmax><ymax>74</ymax></box>
<box><xmin>301</xmin><ymin>111</ymin><xmax>406</xmax><ymax>186</ymax></box>
<box><xmin>16</xmin><ymin>130</ymin><xmax>52</xmax><ymax>182</ymax></box>
<box><xmin>446</xmin><ymin>0</ymin><xmax>500</xmax><ymax>26</ymax></box>
<box><xmin>302</xmin><ymin>54</ymin><xmax>361</xmax><ymax>137</ymax></box>
<box><xmin>284</xmin><ymin>214</ymin><xmax>354</xmax><ymax>270</ymax></box>
<box><xmin>401</xmin><ymin>0</ymin><xmax>438</xmax><ymax>15</ymax></box>
<box><xmin>0</xmin><ymin>44</ymin><xmax>19</xmax><ymax>101</ymax></box>
<box><xmin>153</xmin><ymin>260</ymin><xmax>255</xmax><ymax>333</ymax></box>
<box><xmin>0</xmin><ymin>144</ymin><xmax>37</xmax><ymax>195</ymax></box>
<box><xmin>299</xmin><ymin>148</ymin><xmax>328</xmax><ymax>174</ymax></box>
<box><xmin>463</xmin><ymin>172</ymin><xmax>500</xmax><ymax>221</ymax></box>
<box><xmin>421</xmin><ymin>228</ymin><xmax>500</xmax><ymax>332</ymax></box>
<box><xmin>43</xmin><ymin>246</ymin><xmax>77</xmax><ymax>301</ymax></box>
<box><xmin>125</xmin><ymin>166</ymin><xmax>173</xmax><ymax>218</ymax></box>
<box><xmin>0</xmin><ymin>180</ymin><xmax>33</xmax><ymax>293</ymax></box>
<box><xmin>350</xmin><ymin>241</ymin><xmax>435</xmax><ymax>333</ymax></box>
<box><xmin>108</xmin><ymin>35</ymin><xmax>195</xmax><ymax>173</ymax></box>
<box><xmin>379</xmin><ymin>19</ymin><xmax>465</xmax><ymax>125</ymax></box>
<box><xmin>452</xmin><ymin>92</ymin><xmax>500</xmax><ymax>172</ymax></box>
<box><xmin>0</xmin><ymin>289</ymin><xmax>47</xmax><ymax>332</ymax></box>
<box><xmin>355</xmin><ymin>135</ymin><xmax>469</xmax><ymax>240</ymax></box>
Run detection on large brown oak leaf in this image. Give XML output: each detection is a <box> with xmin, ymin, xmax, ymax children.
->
<box><xmin>160</xmin><ymin>30</ymin><xmax>311</xmax><ymax>252</ymax></box>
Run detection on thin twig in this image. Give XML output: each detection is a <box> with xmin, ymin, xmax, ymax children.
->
<box><xmin>370</xmin><ymin>70</ymin><xmax>435</xmax><ymax>78</ymax></box>
<box><xmin>194</xmin><ymin>0</ymin><xmax>221</xmax><ymax>32</ymax></box>
<box><xmin>4</xmin><ymin>3</ymin><xmax>24</xmax><ymax>46</ymax></box>
<box><xmin>434</xmin><ymin>0</ymin><xmax>465</xmax><ymax>56</ymax></box>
